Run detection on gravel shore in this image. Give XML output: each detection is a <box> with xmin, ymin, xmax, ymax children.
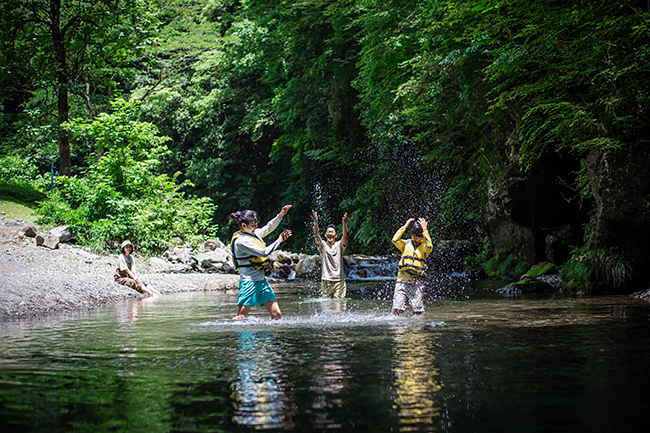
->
<box><xmin>0</xmin><ymin>223</ymin><xmax>241</xmax><ymax>321</ymax></box>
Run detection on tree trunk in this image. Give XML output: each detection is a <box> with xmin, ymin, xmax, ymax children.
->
<box><xmin>50</xmin><ymin>0</ymin><xmax>71</xmax><ymax>175</ymax></box>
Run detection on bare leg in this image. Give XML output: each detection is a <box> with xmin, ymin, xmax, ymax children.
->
<box><xmin>263</xmin><ymin>300</ymin><xmax>282</xmax><ymax>320</ymax></box>
<box><xmin>233</xmin><ymin>305</ymin><xmax>251</xmax><ymax>320</ymax></box>
<box><xmin>391</xmin><ymin>309</ymin><xmax>404</xmax><ymax>316</ymax></box>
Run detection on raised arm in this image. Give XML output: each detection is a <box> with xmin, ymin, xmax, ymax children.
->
<box><xmin>312</xmin><ymin>210</ymin><xmax>323</xmax><ymax>246</ymax></box>
<box><xmin>341</xmin><ymin>212</ymin><xmax>348</xmax><ymax>247</ymax></box>
<box><xmin>392</xmin><ymin>218</ymin><xmax>415</xmax><ymax>251</ymax></box>
<box><xmin>419</xmin><ymin>217</ymin><xmax>433</xmax><ymax>253</ymax></box>
<box><xmin>257</xmin><ymin>204</ymin><xmax>293</xmax><ymax>238</ymax></box>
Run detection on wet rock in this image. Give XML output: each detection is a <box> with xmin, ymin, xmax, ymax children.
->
<box><xmin>496</xmin><ymin>277</ymin><xmax>556</xmax><ymax>296</ymax></box>
<box><xmin>19</xmin><ymin>226</ymin><xmax>38</xmax><ymax>237</ymax></box>
<box><xmin>50</xmin><ymin>225</ymin><xmax>74</xmax><ymax>243</ymax></box>
<box><xmin>36</xmin><ymin>233</ymin><xmax>59</xmax><ymax>249</ymax></box>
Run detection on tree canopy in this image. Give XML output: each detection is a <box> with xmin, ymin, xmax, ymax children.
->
<box><xmin>1</xmin><ymin>0</ymin><xmax>649</xmax><ymax>259</ymax></box>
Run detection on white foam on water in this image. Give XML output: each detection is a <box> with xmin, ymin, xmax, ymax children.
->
<box><xmin>194</xmin><ymin>311</ymin><xmax>445</xmax><ymax>330</ymax></box>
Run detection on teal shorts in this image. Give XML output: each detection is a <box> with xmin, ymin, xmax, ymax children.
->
<box><xmin>237</xmin><ymin>279</ymin><xmax>277</xmax><ymax>306</ymax></box>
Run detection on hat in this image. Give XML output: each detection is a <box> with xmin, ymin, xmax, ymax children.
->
<box><xmin>120</xmin><ymin>240</ymin><xmax>133</xmax><ymax>252</ymax></box>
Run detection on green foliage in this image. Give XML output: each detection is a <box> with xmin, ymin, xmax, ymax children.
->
<box><xmin>3</xmin><ymin>0</ymin><xmax>649</xmax><ymax>266</ymax></box>
<box><xmin>0</xmin><ymin>154</ymin><xmax>48</xmax><ymax>204</ymax></box>
<box><xmin>482</xmin><ymin>252</ymin><xmax>531</xmax><ymax>278</ymax></box>
<box><xmin>36</xmin><ymin>99</ymin><xmax>217</xmax><ymax>253</ymax></box>
<box><xmin>560</xmin><ymin>246</ymin><xmax>634</xmax><ymax>293</ymax></box>
<box><xmin>0</xmin><ymin>0</ymin><xmax>160</xmax><ymax>171</ymax></box>
<box><xmin>525</xmin><ymin>262</ymin><xmax>558</xmax><ymax>278</ymax></box>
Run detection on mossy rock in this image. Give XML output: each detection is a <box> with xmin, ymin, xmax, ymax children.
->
<box><xmin>495</xmin><ymin>277</ymin><xmax>555</xmax><ymax>296</ymax></box>
<box><xmin>525</xmin><ymin>262</ymin><xmax>558</xmax><ymax>278</ymax></box>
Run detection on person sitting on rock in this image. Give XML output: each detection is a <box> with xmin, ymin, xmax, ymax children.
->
<box><xmin>312</xmin><ymin>210</ymin><xmax>348</xmax><ymax>298</ymax></box>
<box><xmin>114</xmin><ymin>240</ymin><xmax>158</xmax><ymax>296</ymax></box>
<box><xmin>391</xmin><ymin>217</ymin><xmax>432</xmax><ymax>315</ymax></box>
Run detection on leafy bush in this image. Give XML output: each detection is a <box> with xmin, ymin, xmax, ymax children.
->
<box><xmin>560</xmin><ymin>246</ymin><xmax>633</xmax><ymax>293</ymax></box>
<box><xmin>0</xmin><ymin>155</ymin><xmax>48</xmax><ymax>205</ymax></box>
<box><xmin>36</xmin><ymin>99</ymin><xmax>218</xmax><ymax>253</ymax></box>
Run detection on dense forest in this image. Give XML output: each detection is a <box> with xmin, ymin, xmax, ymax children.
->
<box><xmin>1</xmin><ymin>0</ymin><xmax>649</xmax><ymax>292</ymax></box>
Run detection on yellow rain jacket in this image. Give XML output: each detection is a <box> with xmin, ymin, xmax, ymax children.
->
<box><xmin>392</xmin><ymin>226</ymin><xmax>433</xmax><ymax>281</ymax></box>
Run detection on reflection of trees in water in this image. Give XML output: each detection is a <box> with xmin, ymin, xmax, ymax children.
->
<box><xmin>230</xmin><ymin>332</ymin><xmax>296</xmax><ymax>430</ymax></box>
<box><xmin>308</xmin><ymin>329</ymin><xmax>351</xmax><ymax>429</ymax></box>
<box><xmin>391</xmin><ymin>326</ymin><xmax>443</xmax><ymax>431</ymax></box>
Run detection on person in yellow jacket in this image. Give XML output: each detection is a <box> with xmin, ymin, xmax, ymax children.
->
<box><xmin>230</xmin><ymin>205</ymin><xmax>292</xmax><ymax>320</ymax></box>
<box><xmin>391</xmin><ymin>217</ymin><xmax>433</xmax><ymax>315</ymax></box>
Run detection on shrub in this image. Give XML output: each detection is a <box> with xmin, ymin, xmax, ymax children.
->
<box><xmin>0</xmin><ymin>155</ymin><xmax>48</xmax><ymax>204</ymax></box>
<box><xmin>36</xmin><ymin>99</ymin><xmax>218</xmax><ymax>253</ymax></box>
<box><xmin>559</xmin><ymin>246</ymin><xmax>633</xmax><ymax>293</ymax></box>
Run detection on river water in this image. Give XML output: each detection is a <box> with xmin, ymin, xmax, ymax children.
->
<box><xmin>1</xmin><ymin>279</ymin><xmax>649</xmax><ymax>432</ymax></box>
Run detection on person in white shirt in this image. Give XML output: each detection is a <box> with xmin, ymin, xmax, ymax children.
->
<box><xmin>312</xmin><ymin>210</ymin><xmax>348</xmax><ymax>298</ymax></box>
<box><xmin>230</xmin><ymin>205</ymin><xmax>293</xmax><ymax>320</ymax></box>
<box><xmin>114</xmin><ymin>240</ymin><xmax>158</xmax><ymax>296</ymax></box>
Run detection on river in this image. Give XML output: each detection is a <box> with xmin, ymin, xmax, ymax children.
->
<box><xmin>1</xmin><ymin>279</ymin><xmax>649</xmax><ymax>432</ymax></box>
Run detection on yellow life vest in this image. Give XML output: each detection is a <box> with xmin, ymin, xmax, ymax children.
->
<box><xmin>398</xmin><ymin>239</ymin><xmax>429</xmax><ymax>277</ymax></box>
<box><xmin>230</xmin><ymin>231</ymin><xmax>270</xmax><ymax>270</ymax></box>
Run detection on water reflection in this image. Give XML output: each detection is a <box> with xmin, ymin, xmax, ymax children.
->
<box><xmin>391</xmin><ymin>325</ymin><xmax>443</xmax><ymax>431</ymax></box>
<box><xmin>309</xmin><ymin>330</ymin><xmax>351</xmax><ymax>429</ymax></box>
<box><xmin>231</xmin><ymin>332</ymin><xmax>296</xmax><ymax>430</ymax></box>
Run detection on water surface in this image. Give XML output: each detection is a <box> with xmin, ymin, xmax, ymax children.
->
<box><xmin>1</xmin><ymin>280</ymin><xmax>649</xmax><ymax>432</ymax></box>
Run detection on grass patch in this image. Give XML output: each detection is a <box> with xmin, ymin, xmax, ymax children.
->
<box><xmin>0</xmin><ymin>199</ymin><xmax>40</xmax><ymax>224</ymax></box>
<box><xmin>0</xmin><ymin>182</ymin><xmax>47</xmax><ymax>206</ymax></box>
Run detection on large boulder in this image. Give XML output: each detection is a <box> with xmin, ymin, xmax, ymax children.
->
<box><xmin>49</xmin><ymin>225</ymin><xmax>74</xmax><ymax>243</ymax></box>
<box><xmin>295</xmin><ymin>255</ymin><xmax>321</xmax><ymax>278</ymax></box>
<box><xmin>585</xmin><ymin>142</ymin><xmax>650</xmax><ymax>289</ymax></box>
<box><xmin>36</xmin><ymin>233</ymin><xmax>59</xmax><ymax>249</ymax></box>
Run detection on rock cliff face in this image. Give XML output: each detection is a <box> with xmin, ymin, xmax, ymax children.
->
<box><xmin>585</xmin><ymin>142</ymin><xmax>650</xmax><ymax>288</ymax></box>
<box><xmin>484</xmin><ymin>143</ymin><xmax>650</xmax><ymax>291</ymax></box>
<box><xmin>484</xmin><ymin>152</ymin><xmax>585</xmax><ymax>265</ymax></box>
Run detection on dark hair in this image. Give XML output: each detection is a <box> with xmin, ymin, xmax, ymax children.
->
<box><xmin>410</xmin><ymin>220</ymin><xmax>423</xmax><ymax>237</ymax></box>
<box><xmin>326</xmin><ymin>224</ymin><xmax>337</xmax><ymax>232</ymax></box>
<box><xmin>230</xmin><ymin>210</ymin><xmax>259</xmax><ymax>226</ymax></box>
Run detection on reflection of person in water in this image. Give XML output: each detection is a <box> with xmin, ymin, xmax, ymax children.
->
<box><xmin>308</xmin><ymin>330</ymin><xmax>351</xmax><ymax>429</ymax></box>
<box><xmin>390</xmin><ymin>326</ymin><xmax>442</xmax><ymax>429</ymax></box>
<box><xmin>231</xmin><ymin>332</ymin><xmax>295</xmax><ymax>430</ymax></box>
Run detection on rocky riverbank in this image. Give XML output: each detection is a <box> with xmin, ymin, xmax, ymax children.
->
<box><xmin>0</xmin><ymin>223</ymin><xmax>242</xmax><ymax>321</ymax></box>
